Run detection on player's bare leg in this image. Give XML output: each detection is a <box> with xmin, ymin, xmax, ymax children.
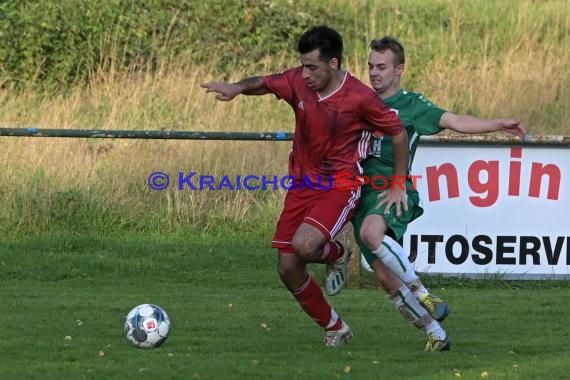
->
<box><xmin>277</xmin><ymin>250</ymin><xmax>311</xmax><ymax>292</ymax></box>
<box><xmin>290</xmin><ymin>223</ymin><xmax>326</xmax><ymax>262</ymax></box>
<box><xmin>361</xmin><ymin>214</ymin><xmax>449</xmax><ymax>321</ymax></box>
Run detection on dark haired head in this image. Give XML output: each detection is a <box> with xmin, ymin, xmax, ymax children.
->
<box><xmin>298</xmin><ymin>26</ymin><xmax>343</xmax><ymax>69</ymax></box>
<box><xmin>370</xmin><ymin>36</ymin><xmax>405</xmax><ymax>66</ymax></box>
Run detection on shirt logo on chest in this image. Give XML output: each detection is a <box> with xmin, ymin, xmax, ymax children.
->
<box><xmin>298</xmin><ymin>100</ymin><xmax>304</xmax><ymax>110</ymax></box>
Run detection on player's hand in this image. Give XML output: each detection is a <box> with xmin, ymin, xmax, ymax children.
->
<box><xmin>500</xmin><ymin>119</ymin><xmax>526</xmax><ymax>139</ymax></box>
<box><xmin>201</xmin><ymin>82</ymin><xmax>241</xmax><ymax>101</ymax></box>
<box><xmin>375</xmin><ymin>187</ymin><xmax>408</xmax><ymax>217</ymax></box>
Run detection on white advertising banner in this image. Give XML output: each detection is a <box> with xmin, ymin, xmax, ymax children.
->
<box><xmin>405</xmin><ymin>142</ymin><xmax>569</xmax><ymax>279</ymax></box>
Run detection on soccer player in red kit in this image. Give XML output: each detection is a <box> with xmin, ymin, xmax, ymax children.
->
<box><xmin>201</xmin><ymin>26</ymin><xmax>409</xmax><ymax>347</ymax></box>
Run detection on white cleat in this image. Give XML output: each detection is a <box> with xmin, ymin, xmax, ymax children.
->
<box><xmin>324</xmin><ymin>321</ymin><xmax>353</xmax><ymax>347</ymax></box>
<box><xmin>325</xmin><ymin>242</ymin><xmax>352</xmax><ymax>296</ymax></box>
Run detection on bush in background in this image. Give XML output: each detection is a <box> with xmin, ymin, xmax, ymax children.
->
<box><xmin>0</xmin><ymin>0</ymin><xmax>343</xmax><ymax>88</ymax></box>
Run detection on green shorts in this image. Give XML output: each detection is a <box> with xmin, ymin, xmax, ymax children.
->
<box><xmin>352</xmin><ymin>181</ymin><xmax>424</xmax><ymax>267</ymax></box>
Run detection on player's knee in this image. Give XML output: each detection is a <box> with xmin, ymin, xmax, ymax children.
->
<box><xmin>360</xmin><ymin>214</ymin><xmax>387</xmax><ymax>250</ymax></box>
<box><xmin>291</xmin><ymin>223</ymin><xmax>326</xmax><ymax>261</ymax></box>
<box><xmin>360</xmin><ymin>224</ymin><xmax>384</xmax><ymax>251</ymax></box>
<box><xmin>291</xmin><ymin>237</ymin><xmax>320</xmax><ymax>260</ymax></box>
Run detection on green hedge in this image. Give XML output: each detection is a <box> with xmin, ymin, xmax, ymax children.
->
<box><xmin>0</xmin><ymin>0</ymin><xmax>345</xmax><ymax>87</ymax></box>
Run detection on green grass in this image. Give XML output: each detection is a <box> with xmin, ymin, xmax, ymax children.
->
<box><xmin>1</xmin><ymin>233</ymin><xmax>569</xmax><ymax>379</ymax></box>
<box><xmin>0</xmin><ymin>0</ymin><xmax>569</xmax><ymax>236</ymax></box>
<box><xmin>1</xmin><ymin>2</ymin><xmax>568</xmax><ymax>377</ymax></box>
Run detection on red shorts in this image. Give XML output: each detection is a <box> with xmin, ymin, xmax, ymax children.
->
<box><xmin>271</xmin><ymin>187</ymin><xmax>360</xmax><ymax>253</ymax></box>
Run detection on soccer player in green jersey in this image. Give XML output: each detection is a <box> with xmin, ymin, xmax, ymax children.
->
<box><xmin>326</xmin><ymin>36</ymin><xmax>526</xmax><ymax>351</ymax></box>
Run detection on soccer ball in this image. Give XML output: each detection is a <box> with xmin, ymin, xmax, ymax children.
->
<box><xmin>124</xmin><ymin>304</ymin><xmax>171</xmax><ymax>348</ymax></box>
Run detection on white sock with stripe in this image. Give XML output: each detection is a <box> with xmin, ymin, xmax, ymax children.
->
<box><xmin>390</xmin><ymin>285</ymin><xmax>427</xmax><ymax>323</ymax></box>
<box><xmin>390</xmin><ymin>285</ymin><xmax>446</xmax><ymax>340</ymax></box>
<box><xmin>372</xmin><ymin>236</ymin><xmax>418</xmax><ymax>284</ymax></box>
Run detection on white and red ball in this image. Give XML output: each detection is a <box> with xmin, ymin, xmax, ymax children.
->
<box><xmin>124</xmin><ymin>304</ymin><xmax>170</xmax><ymax>348</ymax></box>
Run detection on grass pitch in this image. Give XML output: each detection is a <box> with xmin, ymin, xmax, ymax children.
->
<box><xmin>1</xmin><ymin>233</ymin><xmax>569</xmax><ymax>379</ymax></box>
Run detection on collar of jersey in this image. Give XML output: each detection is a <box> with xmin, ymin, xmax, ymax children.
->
<box><xmin>383</xmin><ymin>89</ymin><xmax>405</xmax><ymax>105</ymax></box>
<box><xmin>317</xmin><ymin>71</ymin><xmax>348</xmax><ymax>102</ymax></box>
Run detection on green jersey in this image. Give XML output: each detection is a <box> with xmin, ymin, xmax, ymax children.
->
<box><xmin>362</xmin><ymin>89</ymin><xmax>446</xmax><ymax>186</ymax></box>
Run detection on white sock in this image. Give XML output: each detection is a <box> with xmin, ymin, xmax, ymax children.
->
<box><xmin>390</xmin><ymin>285</ymin><xmax>427</xmax><ymax>326</ymax></box>
<box><xmin>372</xmin><ymin>236</ymin><xmax>418</xmax><ymax>284</ymax></box>
<box><xmin>426</xmin><ymin>320</ymin><xmax>446</xmax><ymax>341</ymax></box>
<box><xmin>325</xmin><ymin>309</ymin><xmax>339</xmax><ymax>329</ymax></box>
<box><xmin>390</xmin><ymin>286</ymin><xmax>445</xmax><ymax>339</ymax></box>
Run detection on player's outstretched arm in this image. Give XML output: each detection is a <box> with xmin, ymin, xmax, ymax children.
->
<box><xmin>201</xmin><ymin>76</ymin><xmax>269</xmax><ymax>101</ymax></box>
<box><xmin>439</xmin><ymin>112</ymin><xmax>526</xmax><ymax>139</ymax></box>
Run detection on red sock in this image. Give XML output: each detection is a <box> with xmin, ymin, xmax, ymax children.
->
<box><xmin>320</xmin><ymin>240</ymin><xmax>343</xmax><ymax>263</ymax></box>
<box><xmin>292</xmin><ymin>275</ymin><xmax>342</xmax><ymax>330</ymax></box>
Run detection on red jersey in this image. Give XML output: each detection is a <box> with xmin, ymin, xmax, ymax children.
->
<box><xmin>263</xmin><ymin>66</ymin><xmax>403</xmax><ymax>186</ymax></box>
